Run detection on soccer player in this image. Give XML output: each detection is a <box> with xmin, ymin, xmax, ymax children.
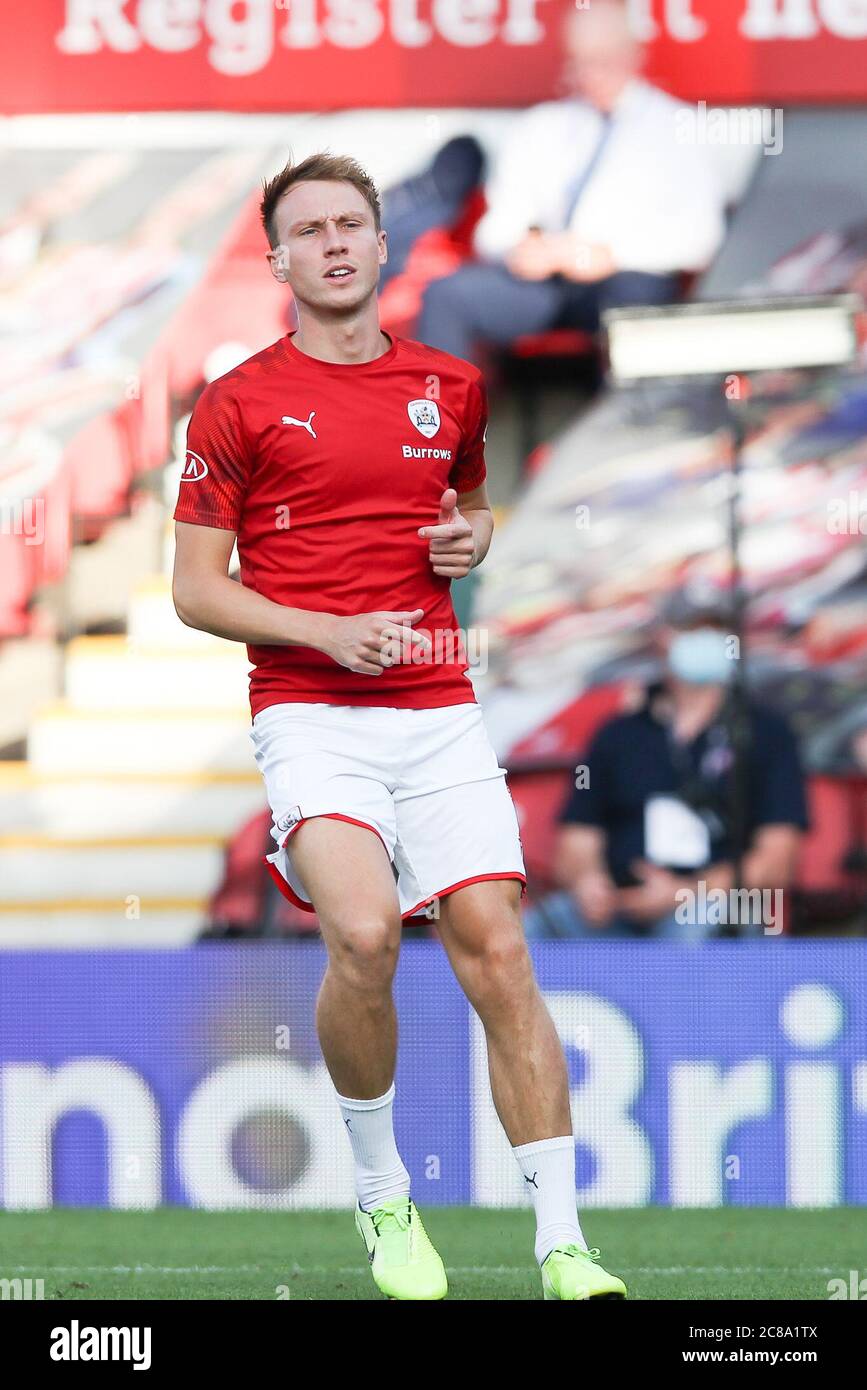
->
<box><xmin>172</xmin><ymin>153</ymin><xmax>626</xmax><ymax>1302</ymax></box>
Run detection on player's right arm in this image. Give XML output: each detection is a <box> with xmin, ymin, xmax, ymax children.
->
<box><xmin>172</xmin><ymin>519</ymin><xmax>326</xmax><ymax>649</ymax></box>
<box><xmin>172</xmin><ymin>523</ymin><xmax>428</xmax><ymax>676</ymax></box>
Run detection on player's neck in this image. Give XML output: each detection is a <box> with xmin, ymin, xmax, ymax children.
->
<box><xmin>291</xmin><ymin>311</ymin><xmax>391</xmax><ymax>366</ymax></box>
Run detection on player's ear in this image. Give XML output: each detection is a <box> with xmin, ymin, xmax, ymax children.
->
<box><xmin>378</xmin><ymin>229</ymin><xmax>388</xmax><ymax>266</ymax></box>
<box><xmin>267</xmin><ymin>243</ymin><xmax>290</xmax><ymax>283</ymax></box>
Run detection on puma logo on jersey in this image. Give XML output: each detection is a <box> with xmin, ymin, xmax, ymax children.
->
<box><xmin>181</xmin><ymin>450</ymin><xmax>208</xmax><ymax>481</ymax></box>
<box><xmin>282</xmin><ymin>411</ymin><xmax>317</xmax><ymax>439</ymax></box>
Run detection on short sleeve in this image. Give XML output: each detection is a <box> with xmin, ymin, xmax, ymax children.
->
<box><xmin>449</xmin><ymin>372</ymin><xmax>488</xmax><ymax>495</ymax></box>
<box><xmin>750</xmin><ymin>713</ymin><xmax>810</xmax><ymax>832</ymax></box>
<box><xmin>173</xmin><ymin>384</ymin><xmax>252</xmax><ymax>531</ymax></box>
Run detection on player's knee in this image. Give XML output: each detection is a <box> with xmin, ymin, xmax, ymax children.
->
<box><xmin>324</xmin><ymin>919</ymin><xmax>399</xmax><ymax>992</ymax></box>
<box><xmin>461</xmin><ymin>925</ymin><xmax>533</xmax><ymax>1011</ymax></box>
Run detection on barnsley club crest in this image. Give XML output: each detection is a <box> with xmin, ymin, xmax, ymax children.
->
<box><xmin>407</xmin><ymin>399</ymin><xmax>441</xmax><ymax>439</ymax></box>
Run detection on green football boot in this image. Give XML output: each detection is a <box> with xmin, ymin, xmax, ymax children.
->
<box><xmin>355</xmin><ymin>1196</ymin><xmax>448</xmax><ymax>1301</ymax></box>
<box><xmin>541</xmin><ymin>1244</ymin><xmax>627</xmax><ymax>1300</ymax></box>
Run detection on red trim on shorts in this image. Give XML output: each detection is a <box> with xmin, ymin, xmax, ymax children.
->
<box><xmin>263</xmin><ymin>856</ymin><xmax>316</xmax><ymax>912</ymax></box>
<box><xmin>278</xmin><ymin>812</ymin><xmax>388</xmax><ymax>854</ymax></box>
<box><xmin>263</xmin><ymin>820</ymin><xmax>525</xmax><ymax>922</ymax></box>
<box><xmin>401</xmin><ymin>872</ymin><xmax>527</xmax><ymax>921</ymax></box>
<box><xmin>262</xmin><ymin>812</ymin><xmax>390</xmax><ymax>913</ymax></box>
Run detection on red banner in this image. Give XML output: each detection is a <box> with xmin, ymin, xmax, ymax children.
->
<box><xmin>3</xmin><ymin>1</ymin><xmax>867</xmax><ymax>115</ymax></box>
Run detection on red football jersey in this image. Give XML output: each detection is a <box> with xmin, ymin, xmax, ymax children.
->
<box><xmin>173</xmin><ymin>331</ymin><xmax>487</xmax><ymax>717</ymax></box>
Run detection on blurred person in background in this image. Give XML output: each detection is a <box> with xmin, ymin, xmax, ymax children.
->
<box><xmin>524</xmin><ymin>593</ymin><xmax>809</xmax><ymax>941</ymax></box>
<box><xmin>418</xmin><ymin>0</ymin><xmax>726</xmax><ymax>364</ymax></box>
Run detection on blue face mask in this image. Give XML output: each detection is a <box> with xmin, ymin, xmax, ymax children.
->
<box><xmin>667</xmin><ymin>628</ymin><xmax>732</xmax><ymax>685</ymax></box>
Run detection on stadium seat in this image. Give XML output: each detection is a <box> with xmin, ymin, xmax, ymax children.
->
<box><xmin>508</xmin><ymin>769</ymin><xmax>572</xmax><ymax>898</ymax></box>
<box><xmin>379</xmin><ymin>187</ymin><xmax>486</xmax><ymax>340</ymax></box>
<box><xmin>794</xmin><ymin>775</ymin><xmax>867</xmax><ymax>930</ymax></box>
<box><xmin>205</xmin><ymin>808</ymin><xmax>319</xmax><ymax>938</ymax></box>
<box><xmin>500</xmin><ymin>328</ymin><xmax>602</xmax><ymax>467</ymax></box>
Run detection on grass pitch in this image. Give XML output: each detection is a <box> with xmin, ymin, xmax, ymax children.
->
<box><xmin>2</xmin><ymin>1206</ymin><xmax>863</xmax><ymax>1300</ymax></box>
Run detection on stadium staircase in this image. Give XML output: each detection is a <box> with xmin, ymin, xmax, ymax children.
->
<box><xmin>0</xmin><ymin>511</ymin><xmax>265</xmax><ymax>947</ymax></box>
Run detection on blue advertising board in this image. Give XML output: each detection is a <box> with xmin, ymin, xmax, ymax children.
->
<box><xmin>0</xmin><ymin>943</ymin><xmax>864</xmax><ymax>1209</ymax></box>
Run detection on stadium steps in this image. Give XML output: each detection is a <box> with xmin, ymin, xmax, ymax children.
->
<box><xmin>0</xmin><ymin>765</ymin><xmax>263</xmax><ymax>943</ymax></box>
<box><xmin>0</xmin><ymin>124</ymin><xmax>300</xmax><ymax>940</ymax></box>
<box><xmin>12</xmin><ymin>552</ymin><xmax>264</xmax><ymax>938</ymax></box>
<box><xmin>64</xmin><ymin>635</ymin><xmax>252</xmax><ymax>709</ymax></box>
<box><xmin>0</xmin><ymin>766</ymin><xmax>263</xmax><ymax>836</ymax></box>
<box><xmin>0</xmin><ymin>638</ymin><xmax>63</xmax><ymax>753</ymax></box>
<box><xmin>0</xmin><ymin>834</ymin><xmax>226</xmax><ymax>901</ymax></box>
<box><xmin>28</xmin><ymin>704</ymin><xmax>253</xmax><ymax>774</ymax></box>
<box><xmin>63</xmin><ymin>496</ymin><xmax>166</xmax><ymax>635</ymax></box>
<box><xmin>0</xmin><ymin>905</ymin><xmax>207</xmax><ymax>948</ymax></box>
<box><xmin>128</xmin><ymin>574</ymin><xmax>230</xmax><ymax>647</ymax></box>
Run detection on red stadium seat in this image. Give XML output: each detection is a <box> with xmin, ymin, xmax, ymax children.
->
<box><xmin>205</xmin><ymin>808</ymin><xmax>319</xmax><ymax>938</ymax></box>
<box><xmin>798</xmin><ymin>776</ymin><xmax>867</xmax><ymax>889</ymax></box>
<box><xmin>509</xmin><ymin>769</ymin><xmax>572</xmax><ymax>898</ymax></box>
<box><xmin>510</xmin><ymin>328</ymin><xmax>598</xmax><ymax>359</ymax></box>
<box><xmin>500</xmin><ymin>327</ymin><xmax>604</xmax><ymax>467</ymax></box>
<box><xmin>379</xmin><ymin>187</ymin><xmax>487</xmax><ymax>340</ymax></box>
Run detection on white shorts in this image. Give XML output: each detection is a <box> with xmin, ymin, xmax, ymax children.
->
<box><xmin>249</xmin><ymin>701</ymin><xmax>526</xmax><ymax>919</ymax></box>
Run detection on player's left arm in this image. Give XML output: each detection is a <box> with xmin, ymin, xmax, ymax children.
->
<box><xmin>418</xmin><ymin>482</ymin><xmax>493</xmax><ymax>578</ymax></box>
<box><xmin>418</xmin><ymin>370</ymin><xmax>493</xmax><ymax>578</ymax></box>
<box><xmin>457</xmin><ymin>481</ymin><xmax>494</xmax><ymax>569</ymax></box>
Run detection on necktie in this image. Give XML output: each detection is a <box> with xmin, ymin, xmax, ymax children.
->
<box><xmin>561</xmin><ymin>111</ymin><xmax>615</xmax><ymax>230</ymax></box>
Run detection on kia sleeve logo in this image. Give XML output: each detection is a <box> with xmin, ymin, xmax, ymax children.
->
<box><xmin>181</xmin><ymin>450</ymin><xmax>208</xmax><ymax>481</ymax></box>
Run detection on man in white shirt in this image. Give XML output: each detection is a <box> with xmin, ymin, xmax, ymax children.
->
<box><xmin>418</xmin><ymin>0</ymin><xmax>726</xmax><ymax>364</ymax></box>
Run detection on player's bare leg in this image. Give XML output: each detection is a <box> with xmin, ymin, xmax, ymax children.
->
<box><xmin>286</xmin><ymin>815</ymin><xmax>447</xmax><ymax>1299</ymax></box>
<box><xmin>286</xmin><ymin>817</ymin><xmax>400</xmax><ymax>1097</ymax></box>
<box><xmin>437</xmin><ymin>879</ymin><xmax>626</xmax><ymax>1295</ymax></box>
<box><xmin>436</xmin><ymin>879</ymin><xmax>571</xmax><ymax>1143</ymax></box>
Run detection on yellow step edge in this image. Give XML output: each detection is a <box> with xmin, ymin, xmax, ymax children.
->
<box><xmin>0</xmin><ymin>834</ymin><xmax>229</xmax><ymax>849</ymax></box>
<box><xmin>0</xmin><ymin>899</ymin><xmax>207</xmax><ymax>913</ymax></box>
<box><xmin>0</xmin><ymin>767</ymin><xmax>261</xmax><ymax>785</ymax></box>
<box><xmin>65</xmin><ymin>636</ymin><xmax>246</xmax><ymax>660</ymax></box>
<box><xmin>32</xmin><ymin>703</ymin><xmax>251</xmax><ymax>721</ymax></box>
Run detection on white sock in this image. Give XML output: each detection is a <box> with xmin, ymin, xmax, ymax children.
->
<box><xmin>512</xmin><ymin>1135</ymin><xmax>587</xmax><ymax>1265</ymax></box>
<box><xmin>335</xmin><ymin>1083</ymin><xmax>411</xmax><ymax>1212</ymax></box>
